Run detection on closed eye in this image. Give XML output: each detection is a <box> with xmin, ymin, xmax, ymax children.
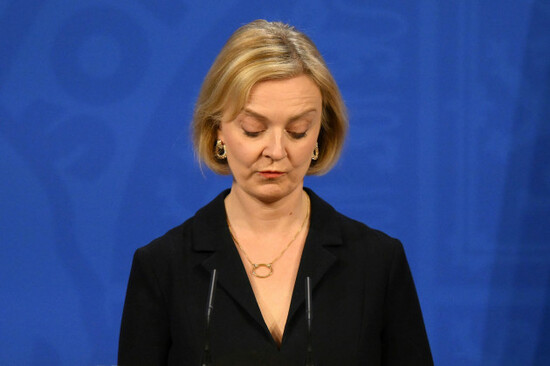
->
<box><xmin>243</xmin><ymin>129</ymin><xmax>262</xmax><ymax>137</ymax></box>
<box><xmin>240</xmin><ymin>116</ymin><xmax>265</xmax><ymax>138</ymax></box>
<box><xmin>286</xmin><ymin>130</ymin><xmax>307</xmax><ymax>139</ymax></box>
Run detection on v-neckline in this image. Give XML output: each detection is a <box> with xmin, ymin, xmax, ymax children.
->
<box><xmin>198</xmin><ymin>188</ymin><xmax>342</xmax><ymax>349</ymax></box>
<box><xmin>239</xmin><ymin>232</ymin><xmax>308</xmax><ymax>348</ymax></box>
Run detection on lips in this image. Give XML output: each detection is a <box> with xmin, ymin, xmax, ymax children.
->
<box><xmin>258</xmin><ymin>171</ymin><xmax>285</xmax><ymax>179</ymax></box>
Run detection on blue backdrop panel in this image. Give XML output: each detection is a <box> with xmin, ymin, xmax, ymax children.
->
<box><xmin>0</xmin><ymin>1</ymin><xmax>548</xmax><ymax>365</ymax></box>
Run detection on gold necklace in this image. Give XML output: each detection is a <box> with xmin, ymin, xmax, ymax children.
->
<box><xmin>226</xmin><ymin>194</ymin><xmax>310</xmax><ymax>279</ymax></box>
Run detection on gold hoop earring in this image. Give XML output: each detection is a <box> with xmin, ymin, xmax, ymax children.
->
<box><xmin>215</xmin><ymin>139</ymin><xmax>227</xmax><ymax>159</ymax></box>
<box><xmin>312</xmin><ymin>142</ymin><xmax>319</xmax><ymax>161</ymax></box>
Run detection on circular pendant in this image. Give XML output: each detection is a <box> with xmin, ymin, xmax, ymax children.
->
<box><xmin>252</xmin><ymin>263</ymin><xmax>273</xmax><ymax>278</ymax></box>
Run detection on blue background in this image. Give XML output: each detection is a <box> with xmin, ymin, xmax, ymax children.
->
<box><xmin>1</xmin><ymin>1</ymin><xmax>549</xmax><ymax>365</ymax></box>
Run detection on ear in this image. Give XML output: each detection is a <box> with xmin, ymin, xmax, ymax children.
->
<box><xmin>216</xmin><ymin>125</ymin><xmax>224</xmax><ymax>141</ymax></box>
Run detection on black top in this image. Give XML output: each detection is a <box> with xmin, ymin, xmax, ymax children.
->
<box><xmin>118</xmin><ymin>189</ymin><xmax>433</xmax><ymax>365</ymax></box>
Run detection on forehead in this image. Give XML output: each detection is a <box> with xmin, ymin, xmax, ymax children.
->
<box><xmin>245</xmin><ymin>75</ymin><xmax>322</xmax><ymax>111</ymax></box>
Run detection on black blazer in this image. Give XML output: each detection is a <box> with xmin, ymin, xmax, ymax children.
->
<box><xmin>119</xmin><ymin>189</ymin><xmax>433</xmax><ymax>365</ymax></box>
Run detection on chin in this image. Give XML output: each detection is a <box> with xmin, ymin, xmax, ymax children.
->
<box><xmin>252</xmin><ymin>183</ymin><xmax>300</xmax><ymax>203</ymax></box>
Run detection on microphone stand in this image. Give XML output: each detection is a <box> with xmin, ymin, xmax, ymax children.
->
<box><xmin>305</xmin><ymin>276</ymin><xmax>315</xmax><ymax>366</ymax></box>
<box><xmin>200</xmin><ymin>269</ymin><xmax>218</xmax><ymax>366</ymax></box>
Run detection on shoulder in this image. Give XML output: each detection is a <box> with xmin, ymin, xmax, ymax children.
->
<box><xmin>306</xmin><ymin>188</ymin><xmax>404</xmax><ymax>260</ymax></box>
<box><xmin>337</xmin><ymin>211</ymin><xmax>404</xmax><ymax>269</ymax></box>
<box><xmin>134</xmin><ymin>189</ymin><xmax>229</xmax><ymax>266</ymax></box>
<box><xmin>341</xmin><ymin>214</ymin><xmax>402</xmax><ymax>252</ymax></box>
<box><xmin>132</xmin><ymin>219</ymin><xmax>193</xmax><ymax>275</ymax></box>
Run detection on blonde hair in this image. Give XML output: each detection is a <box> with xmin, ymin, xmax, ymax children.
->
<box><xmin>192</xmin><ymin>19</ymin><xmax>347</xmax><ymax>175</ymax></box>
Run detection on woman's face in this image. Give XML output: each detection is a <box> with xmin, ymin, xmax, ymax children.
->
<box><xmin>218</xmin><ymin>74</ymin><xmax>322</xmax><ymax>203</ymax></box>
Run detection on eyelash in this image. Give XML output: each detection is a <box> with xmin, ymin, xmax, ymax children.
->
<box><xmin>288</xmin><ymin>131</ymin><xmax>307</xmax><ymax>139</ymax></box>
<box><xmin>242</xmin><ymin>130</ymin><xmax>307</xmax><ymax>139</ymax></box>
<box><xmin>243</xmin><ymin>130</ymin><xmax>261</xmax><ymax>137</ymax></box>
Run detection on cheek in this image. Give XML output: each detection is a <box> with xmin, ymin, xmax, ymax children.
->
<box><xmin>294</xmin><ymin>144</ymin><xmax>316</xmax><ymax>166</ymax></box>
<box><xmin>227</xmin><ymin>141</ymin><xmax>258</xmax><ymax>165</ymax></box>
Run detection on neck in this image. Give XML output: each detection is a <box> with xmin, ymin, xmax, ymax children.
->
<box><xmin>225</xmin><ymin>186</ymin><xmax>306</xmax><ymax>232</ymax></box>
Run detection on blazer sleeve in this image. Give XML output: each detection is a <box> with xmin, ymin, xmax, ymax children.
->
<box><xmin>381</xmin><ymin>240</ymin><xmax>434</xmax><ymax>365</ymax></box>
<box><xmin>118</xmin><ymin>247</ymin><xmax>170</xmax><ymax>366</ymax></box>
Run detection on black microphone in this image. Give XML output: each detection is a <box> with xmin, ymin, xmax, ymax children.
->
<box><xmin>305</xmin><ymin>276</ymin><xmax>315</xmax><ymax>366</ymax></box>
<box><xmin>200</xmin><ymin>269</ymin><xmax>218</xmax><ymax>366</ymax></box>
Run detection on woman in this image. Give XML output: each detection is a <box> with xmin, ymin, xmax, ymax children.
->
<box><xmin>119</xmin><ymin>20</ymin><xmax>433</xmax><ymax>365</ymax></box>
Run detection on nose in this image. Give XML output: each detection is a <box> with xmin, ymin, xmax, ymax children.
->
<box><xmin>263</xmin><ymin>130</ymin><xmax>287</xmax><ymax>161</ymax></box>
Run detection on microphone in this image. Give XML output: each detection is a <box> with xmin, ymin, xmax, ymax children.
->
<box><xmin>200</xmin><ymin>269</ymin><xmax>218</xmax><ymax>366</ymax></box>
<box><xmin>305</xmin><ymin>276</ymin><xmax>315</xmax><ymax>366</ymax></box>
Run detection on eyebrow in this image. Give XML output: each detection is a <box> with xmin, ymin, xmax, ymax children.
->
<box><xmin>242</xmin><ymin>107</ymin><xmax>318</xmax><ymax>123</ymax></box>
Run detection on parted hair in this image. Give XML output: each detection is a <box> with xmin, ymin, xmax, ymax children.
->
<box><xmin>192</xmin><ymin>19</ymin><xmax>348</xmax><ymax>175</ymax></box>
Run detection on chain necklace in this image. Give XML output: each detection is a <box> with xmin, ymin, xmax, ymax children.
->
<box><xmin>226</xmin><ymin>194</ymin><xmax>310</xmax><ymax>279</ymax></box>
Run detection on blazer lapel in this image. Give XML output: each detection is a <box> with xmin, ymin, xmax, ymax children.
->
<box><xmin>286</xmin><ymin>189</ymin><xmax>343</xmax><ymax>327</ymax></box>
<box><xmin>193</xmin><ymin>191</ymin><xmax>268</xmax><ymax>334</ymax></box>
